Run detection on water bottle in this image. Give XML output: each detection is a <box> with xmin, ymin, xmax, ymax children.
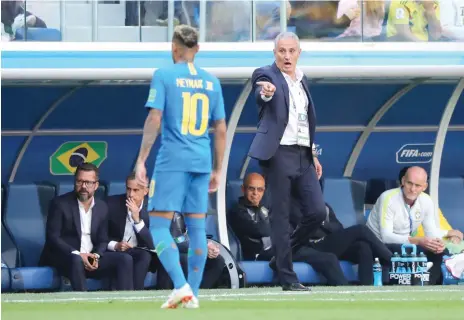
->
<box><xmin>391</xmin><ymin>252</ymin><xmax>400</xmax><ymax>273</ymax></box>
<box><xmin>397</xmin><ymin>252</ymin><xmax>406</xmax><ymax>273</ymax></box>
<box><xmin>410</xmin><ymin>253</ymin><xmax>417</xmax><ymax>273</ymax></box>
<box><xmin>373</xmin><ymin>257</ymin><xmax>383</xmax><ymax>286</ymax></box>
<box><xmin>404</xmin><ymin>254</ymin><xmax>412</xmax><ymax>273</ymax></box>
<box><xmin>418</xmin><ymin>252</ymin><xmax>428</xmax><ymax>272</ymax></box>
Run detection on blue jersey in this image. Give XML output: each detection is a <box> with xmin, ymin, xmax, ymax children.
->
<box><xmin>145</xmin><ymin>62</ymin><xmax>225</xmax><ymax>173</ymax></box>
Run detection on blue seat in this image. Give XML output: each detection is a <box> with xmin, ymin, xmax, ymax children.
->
<box><xmin>226</xmin><ymin>180</ymin><xmax>243</xmax><ymax>212</ymax></box>
<box><xmin>323</xmin><ymin>179</ymin><xmax>366</xmax><ymax>227</ymax></box>
<box><xmin>144</xmin><ymin>272</ymin><xmax>157</xmax><ymax>288</ymax></box>
<box><xmin>15</xmin><ymin>28</ymin><xmax>62</xmax><ymax>41</ymax></box>
<box><xmin>364</xmin><ymin>178</ymin><xmax>397</xmax><ymax>221</ymax></box>
<box><xmin>107</xmin><ymin>181</ymin><xmax>126</xmax><ymax>196</ymax></box>
<box><xmin>10</xmin><ymin>267</ymin><xmax>60</xmax><ymax>291</ymax></box>
<box><xmin>365</xmin><ymin>179</ymin><xmax>398</xmax><ymax>205</ymax></box>
<box><xmin>5</xmin><ymin>183</ymin><xmax>56</xmax><ymax>267</ymax></box>
<box><xmin>4</xmin><ymin>183</ymin><xmax>61</xmax><ymax>291</ymax></box>
<box><xmin>240</xmin><ymin>260</ymin><xmax>358</xmax><ymax>285</ymax></box>
<box><xmin>1</xmin><ymin>264</ymin><xmax>11</xmax><ymax>292</ymax></box>
<box><xmin>1</xmin><ymin>185</ymin><xmax>20</xmax><ymax>270</ymax></box>
<box><xmin>439</xmin><ymin>178</ymin><xmax>464</xmax><ymax>231</ymax></box>
<box><xmin>227</xmin><ymin>225</ymin><xmax>243</xmax><ymax>261</ymax></box>
<box><xmin>2</xmin><ymin>222</ymin><xmax>20</xmax><ymax>269</ymax></box>
<box><xmin>60</xmin><ymin>277</ymin><xmax>105</xmax><ymax>291</ymax></box>
<box><xmin>206</xmin><ymin>215</ymin><xmax>219</xmax><ymax>241</ymax></box>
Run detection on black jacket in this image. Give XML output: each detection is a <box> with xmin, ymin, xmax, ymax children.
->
<box><xmin>106</xmin><ymin>194</ymin><xmax>154</xmax><ymax>250</ymax></box>
<box><xmin>228</xmin><ymin>196</ymin><xmax>272</xmax><ymax>260</ymax></box>
<box><xmin>39</xmin><ymin>192</ymin><xmax>109</xmax><ymax>266</ymax></box>
<box><xmin>291</xmin><ymin>201</ymin><xmax>344</xmax><ymax>241</ymax></box>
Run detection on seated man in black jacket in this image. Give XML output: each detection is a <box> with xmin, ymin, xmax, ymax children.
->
<box><xmin>106</xmin><ymin>172</ymin><xmax>155</xmax><ymax>290</ymax></box>
<box><xmin>39</xmin><ymin>163</ymin><xmax>133</xmax><ymax>291</ymax></box>
<box><xmin>229</xmin><ymin>173</ymin><xmax>352</xmax><ymax>286</ymax></box>
<box><xmin>288</xmin><ymin>185</ymin><xmax>393</xmax><ymax>285</ymax></box>
<box><xmin>228</xmin><ymin>173</ymin><xmax>273</xmax><ymax>261</ymax></box>
<box><xmin>156</xmin><ymin>212</ymin><xmax>226</xmax><ymax>290</ymax></box>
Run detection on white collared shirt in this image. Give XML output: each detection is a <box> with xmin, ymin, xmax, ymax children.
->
<box><xmin>71</xmin><ymin>198</ymin><xmax>95</xmax><ymax>254</ymax></box>
<box><xmin>366</xmin><ymin>188</ymin><xmax>447</xmax><ymax>244</ymax></box>
<box><xmin>108</xmin><ymin>200</ymin><xmax>145</xmax><ymax>251</ymax></box>
<box><xmin>280</xmin><ymin>68</ymin><xmax>310</xmax><ymax>145</ymax></box>
<box><xmin>261</xmin><ymin>67</ymin><xmax>310</xmax><ymax>146</ymax></box>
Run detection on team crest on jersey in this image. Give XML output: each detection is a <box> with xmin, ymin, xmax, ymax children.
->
<box><xmin>415</xmin><ymin>209</ymin><xmax>421</xmax><ymax>220</ymax></box>
<box><xmin>148</xmin><ymin>89</ymin><xmax>156</xmax><ymax>102</ymax></box>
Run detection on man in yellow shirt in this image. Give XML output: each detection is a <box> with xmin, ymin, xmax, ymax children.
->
<box><xmin>387</xmin><ymin>0</ymin><xmax>442</xmax><ymax>41</ymax></box>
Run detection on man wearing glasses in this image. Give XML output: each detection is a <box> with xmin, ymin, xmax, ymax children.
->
<box><xmin>228</xmin><ymin>173</ymin><xmax>274</xmax><ymax>261</ymax></box>
<box><xmin>39</xmin><ymin>163</ymin><xmax>133</xmax><ymax>291</ymax></box>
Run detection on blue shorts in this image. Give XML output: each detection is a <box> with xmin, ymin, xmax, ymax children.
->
<box><xmin>148</xmin><ymin>171</ymin><xmax>210</xmax><ymax>213</ymax></box>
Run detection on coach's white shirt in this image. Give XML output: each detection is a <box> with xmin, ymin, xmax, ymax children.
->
<box><xmin>71</xmin><ymin>198</ymin><xmax>95</xmax><ymax>255</ymax></box>
<box><xmin>366</xmin><ymin>188</ymin><xmax>447</xmax><ymax>244</ymax></box>
<box><xmin>107</xmin><ymin>200</ymin><xmax>145</xmax><ymax>251</ymax></box>
<box><xmin>261</xmin><ymin>68</ymin><xmax>311</xmax><ymax>146</ymax></box>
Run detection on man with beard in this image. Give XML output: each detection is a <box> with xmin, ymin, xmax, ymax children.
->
<box><xmin>39</xmin><ymin>163</ymin><xmax>134</xmax><ymax>291</ymax></box>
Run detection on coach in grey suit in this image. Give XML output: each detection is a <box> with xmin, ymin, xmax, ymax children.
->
<box><xmin>248</xmin><ymin>32</ymin><xmax>326</xmax><ymax>291</ymax></box>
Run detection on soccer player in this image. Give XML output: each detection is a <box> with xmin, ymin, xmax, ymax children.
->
<box><xmin>134</xmin><ymin>25</ymin><xmax>226</xmax><ymax>309</ymax></box>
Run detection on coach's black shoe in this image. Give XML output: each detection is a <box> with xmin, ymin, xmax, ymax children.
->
<box><xmin>282</xmin><ymin>283</ymin><xmax>310</xmax><ymax>291</ymax></box>
<box><xmin>269</xmin><ymin>257</ymin><xmax>277</xmax><ymax>271</ymax></box>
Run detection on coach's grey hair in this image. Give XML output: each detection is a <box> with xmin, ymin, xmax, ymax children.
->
<box><xmin>274</xmin><ymin>32</ymin><xmax>300</xmax><ymax>49</ymax></box>
<box><xmin>173</xmin><ymin>24</ymin><xmax>199</xmax><ymax>48</ymax></box>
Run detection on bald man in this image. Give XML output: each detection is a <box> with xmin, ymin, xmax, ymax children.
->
<box><xmin>228</xmin><ymin>173</ymin><xmax>273</xmax><ymax>261</ymax></box>
<box><xmin>367</xmin><ymin>166</ymin><xmax>463</xmax><ymax>284</ymax></box>
<box><xmin>231</xmin><ymin>173</ymin><xmax>368</xmax><ymax>286</ymax></box>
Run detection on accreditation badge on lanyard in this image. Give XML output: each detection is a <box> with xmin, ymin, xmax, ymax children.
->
<box><xmin>297</xmin><ymin>114</ymin><xmax>310</xmax><ymax>147</ymax></box>
<box><xmin>291</xmin><ymin>88</ymin><xmax>310</xmax><ymax>147</ymax></box>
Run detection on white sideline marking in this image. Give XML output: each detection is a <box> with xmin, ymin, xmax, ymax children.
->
<box><xmin>3</xmin><ymin>288</ymin><xmax>463</xmax><ymax>304</ymax></box>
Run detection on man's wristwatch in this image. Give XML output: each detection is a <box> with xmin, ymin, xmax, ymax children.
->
<box><xmin>134</xmin><ymin>219</ymin><xmax>141</xmax><ymax>224</ymax></box>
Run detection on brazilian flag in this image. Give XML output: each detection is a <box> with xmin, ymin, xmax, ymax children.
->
<box><xmin>49</xmin><ymin>141</ymin><xmax>107</xmax><ymax>175</ymax></box>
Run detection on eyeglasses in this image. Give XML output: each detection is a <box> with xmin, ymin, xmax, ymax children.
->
<box><xmin>75</xmin><ymin>180</ymin><xmax>98</xmax><ymax>188</ymax></box>
<box><xmin>246</xmin><ymin>186</ymin><xmax>265</xmax><ymax>193</ymax></box>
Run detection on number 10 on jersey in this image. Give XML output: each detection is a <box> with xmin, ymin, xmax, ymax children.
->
<box><xmin>181</xmin><ymin>92</ymin><xmax>209</xmax><ymax>136</ymax></box>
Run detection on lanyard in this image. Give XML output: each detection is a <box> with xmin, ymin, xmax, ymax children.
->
<box><xmin>404</xmin><ymin>204</ymin><xmax>414</xmax><ymax>235</ymax></box>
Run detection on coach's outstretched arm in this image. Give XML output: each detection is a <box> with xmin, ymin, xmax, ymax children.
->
<box><xmin>251</xmin><ymin>68</ymin><xmax>276</xmax><ymax>106</ymax></box>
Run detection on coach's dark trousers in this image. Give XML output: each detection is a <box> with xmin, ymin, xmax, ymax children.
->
<box><xmin>260</xmin><ymin>145</ymin><xmax>326</xmax><ymax>285</ymax></box>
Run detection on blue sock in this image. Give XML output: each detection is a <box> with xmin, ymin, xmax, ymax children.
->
<box><xmin>149</xmin><ymin>216</ymin><xmax>187</xmax><ymax>289</ymax></box>
<box><xmin>184</xmin><ymin>216</ymin><xmax>207</xmax><ymax>297</ymax></box>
